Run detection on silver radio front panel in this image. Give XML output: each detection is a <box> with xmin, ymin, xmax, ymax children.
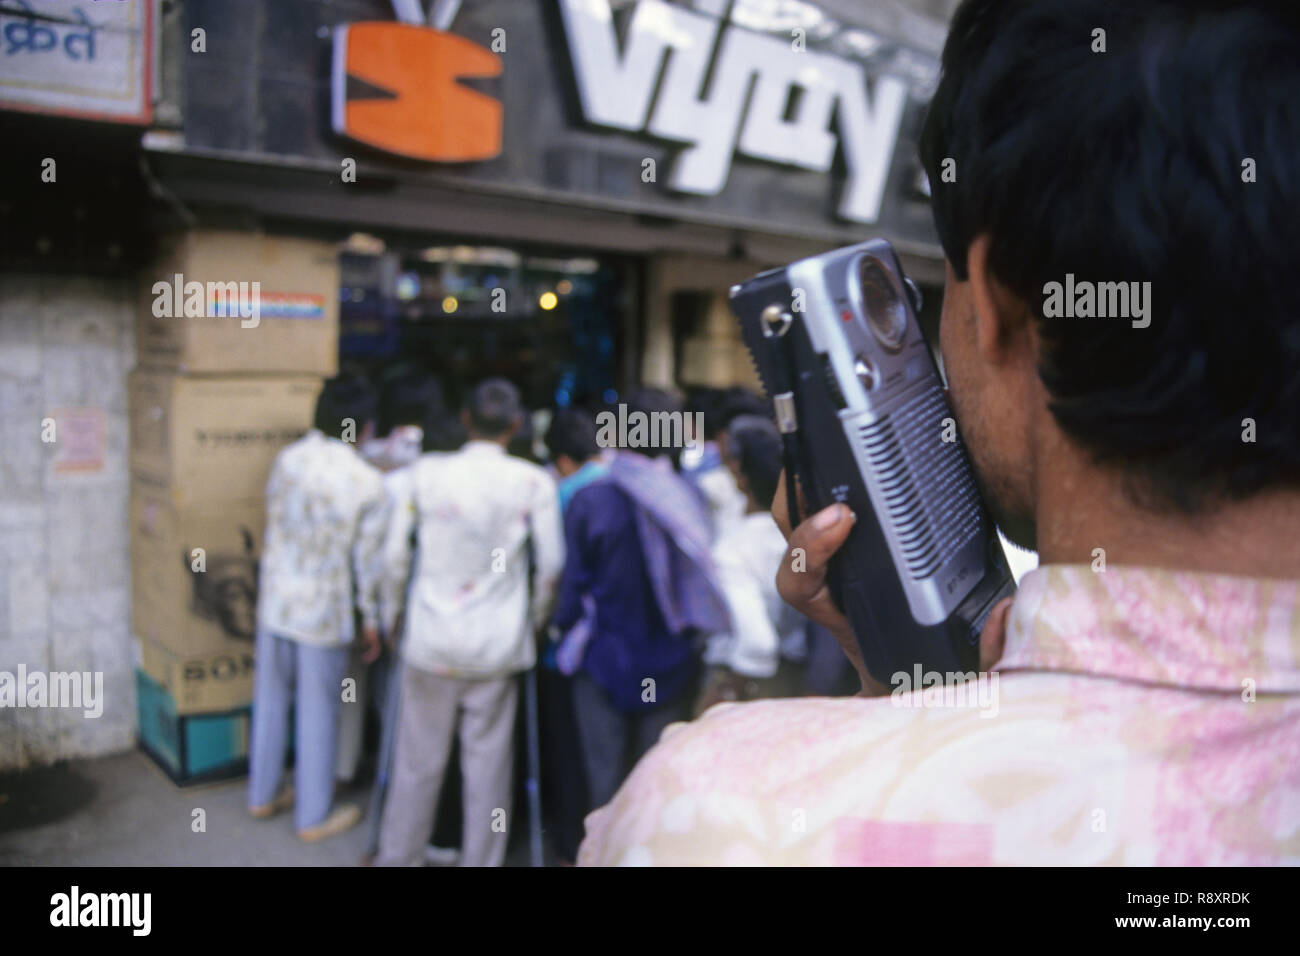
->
<box><xmin>789</xmin><ymin>245</ymin><xmax>988</xmax><ymax>625</ymax></box>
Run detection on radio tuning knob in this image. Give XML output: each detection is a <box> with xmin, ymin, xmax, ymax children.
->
<box><xmin>854</xmin><ymin>355</ymin><xmax>877</xmax><ymax>390</ymax></box>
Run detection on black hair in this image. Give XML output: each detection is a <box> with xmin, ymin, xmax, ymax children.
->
<box><xmin>716</xmin><ymin>387</ymin><xmax>771</xmax><ymax>432</ymax></box>
<box><xmin>918</xmin><ymin>0</ymin><xmax>1300</xmax><ymax>510</ymax></box>
<box><xmin>620</xmin><ymin>386</ymin><xmax>684</xmax><ymax>461</ymax></box>
<box><xmin>545</xmin><ymin>407</ymin><xmax>600</xmax><ymax>464</ymax></box>
<box><xmin>684</xmin><ymin>386</ymin><xmax>727</xmax><ymax>440</ymax></box>
<box><xmin>421</xmin><ymin>409</ymin><xmax>467</xmax><ymax>453</ymax></box>
<box><xmin>508</xmin><ymin>410</ymin><xmax>539</xmax><ymax>462</ymax></box>
<box><xmin>726</xmin><ymin>414</ymin><xmax>783</xmax><ymax>510</ymax></box>
<box><xmin>378</xmin><ymin>368</ymin><xmax>444</xmax><ymax>437</ymax></box>
<box><xmin>467</xmin><ymin>377</ymin><xmax>522</xmax><ymax>438</ymax></box>
<box><xmin>314</xmin><ymin>373</ymin><xmax>378</xmax><ymax>441</ymax></box>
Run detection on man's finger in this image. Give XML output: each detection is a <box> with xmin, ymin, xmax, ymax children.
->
<box><xmin>787</xmin><ymin>502</ymin><xmax>856</xmax><ymax>575</ymax></box>
<box><xmin>771</xmin><ymin>469</ymin><xmax>812</xmax><ymax>540</ymax></box>
<box><xmin>772</xmin><ymin>469</ymin><xmax>793</xmax><ymax>539</ymax></box>
<box><xmin>978</xmin><ymin>596</ymin><xmax>1014</xmax><ymax>672</ymax></box>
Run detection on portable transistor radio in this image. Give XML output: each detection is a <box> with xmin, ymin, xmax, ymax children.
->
<box><xmin>729</xmin><ymin>239</ymin><xmax>1015</xmax><ymax>680</ymax></box>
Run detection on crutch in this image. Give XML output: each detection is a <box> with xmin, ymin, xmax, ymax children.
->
<box><xmin>523</xmin><ymin>524</ymin><xmax>545</xmax><ymax>867</ymax></box>
<box><xmin>365</xmin><ymin>515</ymin><xmax>420</xmax><ymax>862</ymax></box>
<box><xmin>364</xmin><ymin>649</ymin><xmax>403</xmax><ymax>860</ymax></box>
<box><xmin>522</xmin><ymin>665</ymin><xmax>544</xmax><ymax>867</ymax></box>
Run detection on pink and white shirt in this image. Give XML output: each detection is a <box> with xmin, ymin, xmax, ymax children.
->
<box><xmin>578</xmin><ymin>565</ymin><xmax>1300</xmax><ymax>865</ymax></box>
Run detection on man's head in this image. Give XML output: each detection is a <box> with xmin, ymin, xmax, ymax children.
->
<box><xmin>621</xmin><ymin>386</ymin><xmax>685</xmax><ymax>463</ymax></box>
<box><xmin>919</xmin><ymin>0</ymin><xmax>1300</xmax><ymax>549</ymax></box>
<box><xmin>724</xmin><ymin>414</ymin><xmax>783</xmax><ymax>512</ymax></box>
<box><xmin>378</xmin><ymin>367</ymin><xmax>443</xmax><ymax>437</ymax></box>
<box><xmin>314</xmin><ymin>373</ymin><xmax>378</xmax><ymax>444</ymax></box>
<box><xmin>545</xmin><ymin>407</ymin><xmax>601</xmax><ymax>477</ymax></box>
<box><xmin>713</xmin><ymin>387</ymin><xmax>771</xmax><ymax>462</ymax></box>
<box><xmin>463</xmin><ymin>377</ymin><xmax>523</xmax><ymax>443</ymax></box>
<box><xmin>422</xmin><ymin>408</ymin><xmax>468</xmax><ymax>452</ymax></box>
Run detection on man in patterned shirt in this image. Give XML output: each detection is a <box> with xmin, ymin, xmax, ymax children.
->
<box><xmin>248</xmin><ymin>374</ymin><xmax>388</xmax><ymax>842</ymax></box>
<box><xmin>579</xmin><ymin>0</ymin><xmax>1300</xmax><ymax>865</ymax></box>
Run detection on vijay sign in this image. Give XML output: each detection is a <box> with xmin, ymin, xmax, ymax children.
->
<box><xmin>558</xmin><ymin>0</ymin><xmax>909</xmax><ymax>224</ymax></box>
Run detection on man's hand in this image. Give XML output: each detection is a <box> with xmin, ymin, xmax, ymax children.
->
<box><xmin>771</xmin><ymin>469</ymin><xmax>885</xmax><ymax>694</ymax></box>
<box><xmin>772</xmin><ymin>469</ymin><xmax>1013</xmax><ymax>693</ymax></box>
<box><xmin>386</xmin><ymin>614</ymin><xmax>404</xmax><ymax>653</ymax></box>
<box><xmin>361</xmin><ymin>625</ymin><xmax>382</xmax><ymax>665</ymax></box>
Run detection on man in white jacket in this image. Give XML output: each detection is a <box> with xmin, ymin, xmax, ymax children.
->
<box><xmin>376</xmin><ymin>379</ymin><xmax>564</xmax><ymax>867</ymax></box>
<box><xmin>248</xmin><ymin>374</ymin><xmax>387</xmax><ymax>841</ymax></box>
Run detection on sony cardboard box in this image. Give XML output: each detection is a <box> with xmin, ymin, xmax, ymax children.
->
<box><xmin>130</xmin><ymin>487</ymin><xmax>264</xmax><ymax>657</ymax></box>
<box><xmin>129</xmin><ymin>370</ymin><xmax>320</xmax><ymax>507</ymax></box>
<box><xmin>137</xmin><ymin>668</ymin><xmax>251</xmax><ymax>780</ymax></box>
<box><xmin>136</xmin><ymin>639</ymin><xmax>255</xmax><ymax>717</ymax></box>
<box><xmin>137</xmin><ymin>230</ymin><xmax>340</xmax><ymax>376</ymax></box>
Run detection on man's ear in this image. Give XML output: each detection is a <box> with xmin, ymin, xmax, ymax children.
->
<box><xmin>967</xmin><ymin>235</ymin><xmax>1032</xmax><ymax>366</ymax></box>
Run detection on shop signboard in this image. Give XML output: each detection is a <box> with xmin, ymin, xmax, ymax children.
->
<box><xmin>178</xmin><ymin>0</ymin><xmax>942</xmax><ymax>252</ymax></box>
<box><xmin>0</xmin><ymin>0</ymin><xmax>152</xmax><ymax>123</ymax></box>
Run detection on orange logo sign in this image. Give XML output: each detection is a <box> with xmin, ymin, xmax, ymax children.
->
<box><xmin>331</xmin><ymin>23</ymin><xmax>502</xmax><ymax>162</ymax></box>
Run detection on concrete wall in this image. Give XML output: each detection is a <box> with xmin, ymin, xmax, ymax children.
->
<box><xmin>0</xmin><ymin>273</ymin><xmax>137</xmax><ymax>770</ymax></box>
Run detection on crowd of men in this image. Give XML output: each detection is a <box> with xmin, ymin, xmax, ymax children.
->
<box><xmin>245</xmin><ymin>369</ymin><xmax>843</xmax><ymax>864</ymax></box>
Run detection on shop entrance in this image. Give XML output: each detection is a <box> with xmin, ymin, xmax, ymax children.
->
<box><xmin>337</xmin><ymin>236</ymin><xmax>639</xmax><ymax>419</ymax></box>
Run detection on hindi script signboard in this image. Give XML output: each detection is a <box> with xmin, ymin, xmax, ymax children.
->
<box><xmin>0</xmin><ymin>0</ymin><xmax>152</xmax><ymax>123</ymax></box>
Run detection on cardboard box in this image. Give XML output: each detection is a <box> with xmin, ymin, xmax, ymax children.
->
<box><xmin>129</xmin><ymin>370</ymin><xmax>320</xmax><ymax>506</ymax></box>
<box><xmin>136</xmin><ymin>669</ymin><xmax>251</xmax><ymax>784</ymax></box>
<box><xmin>130</xmin><ymin>486</ymin><xmax>265</xmax><ymax>656</ymax></box>
<box><xmin>137</xmin><ymin>230</ymin><xmax>340</xmax><ymax>375</ymax></box>
<box><xmin>137</xmin><ymin>638</ymin><xmax>256</xmax><ymax>715</ymax></box>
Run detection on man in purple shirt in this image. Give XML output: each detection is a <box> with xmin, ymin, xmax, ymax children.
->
<box><xmin>553</xmin><ymin>388</ymin><xmax>727</xmax><ymax>810</ymax></box>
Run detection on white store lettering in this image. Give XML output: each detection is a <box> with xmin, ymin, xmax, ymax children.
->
<box><xmin>559</xmin><ymin>0</ymin><xmax>908</xmax><ymax>224</ymax></box>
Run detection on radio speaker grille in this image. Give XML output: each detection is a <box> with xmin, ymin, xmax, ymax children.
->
<box><xmin>859</xmin><ymin>386</ymin><xmax>982</xmax><ymax>580</ymax></box>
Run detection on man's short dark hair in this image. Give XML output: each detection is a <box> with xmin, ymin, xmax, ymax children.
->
<box><xmin>422</xmin><ymin>409</ymin><xmax>467</xmax><ymax>452</ymax></box>
<box><xmin>314</xmin><ymin>373</ymin><xmax>377</xmax><ymax>440</ymax></box>
<box><xmin>621</xmin><ymin>386</ymin><xmax>683</xmax><ymax>461</ymax></box>
<box><xmin>685</xmin><ymin>387</ymin><xmax>727</xmax><ymax>440</ymax></box>
<box><xmin>545</xmin><ymin>408</ymin><xmax>600</xmax><ymax>463</ymax></box>
<box><xmin>726</xmin><ymin>414</ymin><xmax>783</xmax><ymax>510</ymax></box>
<box><xmin>716</xmin><ymin>387</ymin><xmax>771</xmax><ymax>433</ymax></box>
<box><xmin>467</xmin><ymin>377</ymin><xmax>522</xmax><ymax>438</ymax></box>
<box><xmin>378</xmin><ymin>368</ymin><xmax>444</xmax><ymax>436</ymax></box>
<box><xmin>918</xmin><ymin>0</ymin><xmax>1300</xmax><ymax>510</ymax></box>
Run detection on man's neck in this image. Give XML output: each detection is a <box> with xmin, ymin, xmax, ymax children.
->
<box><xmin>1033</xmin><ymin>428</ymin><xmax>1300</xmax><ymax>579</ymax></box>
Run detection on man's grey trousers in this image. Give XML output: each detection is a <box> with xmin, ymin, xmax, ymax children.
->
<box><xmin>375</xmin><ymin>663</ymin><xmax>518</xmax><ymax>867</ymax></box>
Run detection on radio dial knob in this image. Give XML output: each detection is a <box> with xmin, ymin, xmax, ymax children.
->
<box><xmin>855</xmin><ymin>356</ymin><xmax>877</xmax><ymax>390</ymax></box>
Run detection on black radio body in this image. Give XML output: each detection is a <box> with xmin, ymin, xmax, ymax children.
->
<box><xmin>729</xmin><ymin>239</ymin><xmax>1015</xmax><ymax>680</ymax></box>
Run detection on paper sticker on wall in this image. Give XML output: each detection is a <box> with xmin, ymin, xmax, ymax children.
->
<box><xmin>51</xmin><ymin>407</ymin><xmax>105</xmax><ymax>474</ymax></box>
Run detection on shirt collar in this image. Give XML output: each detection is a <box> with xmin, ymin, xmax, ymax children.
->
<box><xmin>999</xmin><ymin>565</ymin><xmax>1300</xmax><ymax>694</ymax></box>
<box><xmin>462</xmin><ymin>439</ymin><xmax>506</xmax><ymax>455</ymax></box>
<box><xmin>306</xmin><ymin>428</ymin><xmax>354</xmax><ymax>451</ymax></box>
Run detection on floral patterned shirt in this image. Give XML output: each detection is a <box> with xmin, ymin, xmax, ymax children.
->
<box><xmin>256</xmin><ymin>430</ymin><xmax>387</xmax><ymax>647</ymax></box>
<box><xmin>578</xmin><ymin>565</ymin><xmax>1300</xmax><ymax>865</ymax></box>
